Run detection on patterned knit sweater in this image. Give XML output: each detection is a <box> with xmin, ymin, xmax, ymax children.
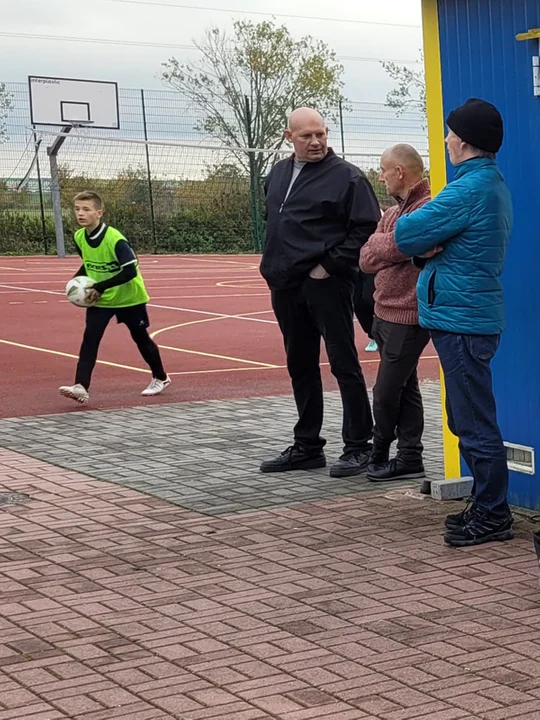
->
<box><xmin>360</xmin><ymin>178</ymin><xmax>431</xmax><ymax>325</ymax></box>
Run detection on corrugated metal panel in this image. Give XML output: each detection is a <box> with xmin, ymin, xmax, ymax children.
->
<box><xmin>438</xmin><ymin>0</ymin><xmax>540</xmax><ymax>508</ymax></box>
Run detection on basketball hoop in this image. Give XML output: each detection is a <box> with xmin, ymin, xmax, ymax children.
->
<box><xmin>67</xmin><ymin>120</ymin><xmax>95</xmax><ymax>129</ymax></box>
<box><xmin>28</xmin><ymin>76</ymin><xmax>119</xmax><ymax>130</ymax></box>
<box><xmin>27</xmin><ymin>75</ymin><xmax>120</xmax><ymax>258</ymax></box>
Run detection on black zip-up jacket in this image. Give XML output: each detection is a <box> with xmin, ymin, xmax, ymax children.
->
<box><xmin>260</xmin><ymin>149</ymin><xmax>381</xmax><ymax>290</ymax></box>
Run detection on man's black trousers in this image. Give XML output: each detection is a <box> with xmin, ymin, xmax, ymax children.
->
<box><xmin>271</xmin><ymin>275</ymin><xmax>373</xmax><ymax>454</ymax></box>
<box><xmin>371</xmin><ymin>317</ymin><xmax>430</xmax><ymax>462</ymax></box>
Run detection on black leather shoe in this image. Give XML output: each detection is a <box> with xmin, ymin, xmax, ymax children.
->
<box><xmin>260</xmin><ymin>445</ymin><xmax>326</xmax><ymax>473</ymax></box>
<box><xmin>329</xmin><ymin>450</ymin><xmax>371</xmax><ymax>478</ymax></box>
<box><xmin>367</xmin><ymin>457</ymin><xmax>425</xmax><ymax>482</ymax></box>
<box><xmin>367</xmin><ymin>445</ymin><xmax>390</xmax><ymax>476</ymax></box>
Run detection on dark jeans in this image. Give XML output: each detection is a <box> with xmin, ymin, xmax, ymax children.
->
<box><xmin>431</xmin><ymin>331</ymin><xmax>509</xmax><ymax>517</ymax></box>
<box><xmin>371</xmin><ymin>317</ymin><xmax>430</xmax><ymax>462</ymax></box>
<box><xmin>75</xmin><ymin>305</ymin><xmax>167</xmax><ymax>389</ymax></box>
<box><xmin>271</xmin><ymin>275</ymin><xmax>373</xmax><ymax>454</ymax></box>
<box><xmin>353</xmin><ymin>272</ymin><xmax>376</xmax><ymax>338</ymax></box>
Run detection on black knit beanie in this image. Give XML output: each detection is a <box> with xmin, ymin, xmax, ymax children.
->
<box><xmin>446</xmin><ymin>98</ymin><xmax>503</xmax><ymax>154</ymax></box>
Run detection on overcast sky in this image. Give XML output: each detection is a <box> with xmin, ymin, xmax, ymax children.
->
<box><xmin>2</xmin><ymin>0</ymin><xmax>423</xmax><ymax>101</ymax></box>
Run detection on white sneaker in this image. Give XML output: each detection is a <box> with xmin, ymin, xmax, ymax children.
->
<box><xmin>59</xmin><ymin>383</ymin><xmax>89</xmax><ymax>405</ymax></box>
<box><xmin>141</xmin><ymin>375</ymin><xmax>171</xmax><ymax>396</ymax></box>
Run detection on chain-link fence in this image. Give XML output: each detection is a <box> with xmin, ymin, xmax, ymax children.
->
<box><xmin>0</xmin><ymin>81</ymin><xmax>428</xmax><ymax>255</ymax></box>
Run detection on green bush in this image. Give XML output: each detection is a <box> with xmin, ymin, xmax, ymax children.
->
<box><xmin>0</xmin><ymin>210</ymin><xmax>56</xmax><ymax>255</ymax></box>
<box><xmin>0</xmin><ymin>204</ymin><xmax>257</xmax><ymax>255</ymax></box>
<box><xmin>2</xmin><ymin>161</ymin><xmax>406</xmax><ymax>255</ymax></box>
<box><xmin>161</xmin><ymin>207</ymin><xmax>253</xmax><ymax>254</ymax></box>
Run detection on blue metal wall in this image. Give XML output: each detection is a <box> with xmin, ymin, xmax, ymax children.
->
<box><xmin>438</xmin><ymin>0</ymin><xmax>540</xmax><ymax>508</ymax></box>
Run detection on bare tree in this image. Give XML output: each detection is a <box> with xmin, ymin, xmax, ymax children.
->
<box><xmin>161</xmin><ymin>20</ymin><xmax>346</xmax><ymax>177</ymax></box>
<box><xmin>382</xmin><ymin>51</ymin><xmax>426</xmax><ymax>123</ymax></box>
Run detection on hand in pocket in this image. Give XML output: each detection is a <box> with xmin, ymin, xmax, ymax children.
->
<box><xmin>309</xmin><ymin>264</ymin><xmax>330</xmax><ymax>280</ymax></box>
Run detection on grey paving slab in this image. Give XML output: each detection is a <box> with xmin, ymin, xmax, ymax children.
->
<box><xmin>0</xmin><ymin>382</ymin><xmax>444</xmax><ymax>515</ymax></box>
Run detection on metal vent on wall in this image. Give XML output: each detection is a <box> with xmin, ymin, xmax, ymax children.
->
<box><xmin>504</xmin><ymin>442</ymin><xmax>535</xmax><ymax>475</ymax></box>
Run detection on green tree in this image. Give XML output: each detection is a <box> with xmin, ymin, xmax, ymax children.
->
<box><xmin>161</xmin><ymin>20</ymin><xmax>346</xmax><ymax>176</ymax></box>
<box><xmin>0</xmin><ymin>83</ymin><xmax>13</xmax><ymax>143</ymax></box>
<box><xmin>381</xmin><ymin>51</ymin><xmax>426</xmax><ymax>123</ymax></box>
<box><xmin>364</xmin><ymin>169</ymin><xmax>395</xmax><ymax>210</ymax></box>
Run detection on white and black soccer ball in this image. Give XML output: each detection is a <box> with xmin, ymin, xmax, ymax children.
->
<box><xmin>65</xmin><ymin>276</ymin><xmax>97</xmax><ymax>307</ymax></box>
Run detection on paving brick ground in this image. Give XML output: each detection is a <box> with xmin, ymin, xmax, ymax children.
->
<box><xmin>1</xmin><ymin>383</ymin><xmax>540</xmax><ymax>719</ymax></box>
<box><xmin>0</xmin><ymin>384</ymin><xmax>444</xmax><ymax>515</ymax></box>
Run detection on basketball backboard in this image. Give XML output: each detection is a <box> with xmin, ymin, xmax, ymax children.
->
<box><xmin>28</xmin><ymin>76</ymin><xmax>120</xmax><ymax>129</ymax></box>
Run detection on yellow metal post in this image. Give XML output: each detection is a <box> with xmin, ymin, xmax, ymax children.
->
<box><xmin>421</xmin><ymin>0</ymin><xmax>461</xmax><ymax>479</ymax></box>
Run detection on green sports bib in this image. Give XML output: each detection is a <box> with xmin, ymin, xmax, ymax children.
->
<box><xmin>74</xmin><ymin>226</ymin><xmax>149</xmax><ymax>308</ymax></box>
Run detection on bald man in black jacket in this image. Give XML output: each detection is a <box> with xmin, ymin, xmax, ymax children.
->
<box><xmin>260</xmin><ymin>107</ymin><xmax>380</xmax><ymax>478</ymax></box>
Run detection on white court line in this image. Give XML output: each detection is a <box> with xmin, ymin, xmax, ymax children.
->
<box><xmin>0</xmin><ymin>273</ymin><xmax>259</xmax><ymax>281</ymax></box>
<box><xmin>17</xmin><ymin>257</ymin><xmax>259</xmax><ymax>269</ymax></box>
<box><xmin>149</xmin><ymin>302</ymin><xmax>277</xmax><ymax>324</ymax></box>
<box><xmin>144</xmin><ymin>293</ymin><xmax>268</xmax><ymax>300</ymax></box>
<box><xmin>173</xmin><ymin>256</ymin><xmax>258</xmax><ymax>268</ymax></box>
<box><xmin>2</xmin><ymin>289</ymin><xmax>268</xmax><ymax>300</ymax></box>
<box><xmin>0</xmin><ymin>278</ymin><xmax>260</xmax><ymax>286</ymax></box>
<box><xmin>0</xmin><ymin>284</ymin><xmax>64</xmax><ymax>296</ymax></box>
<box><xmin>0</xmin><ymin>290</ymin><xmax>269</xmax><ymax>300</ymax></box>
<box><xmin>0</xmin><ymin>284</ymin><xmax>278</xmax><ymax>324</ymax></box>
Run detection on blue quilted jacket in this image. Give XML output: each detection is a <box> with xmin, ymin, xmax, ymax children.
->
<box><xmin>395</xmin><ymin>157</ymin><xmax>513</xmax><ymax>335</ymax></box>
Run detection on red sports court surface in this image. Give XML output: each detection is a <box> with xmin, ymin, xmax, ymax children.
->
<box><xmin>0</xmin><ymin>255</ymin><xmax>439</xmax><ymax>418</ymax></box>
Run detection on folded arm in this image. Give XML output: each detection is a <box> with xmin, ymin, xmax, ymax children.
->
<box><xmin>395</xmin><ymin>183</ymin><xmax>470</xmax><ymax>257</ymax></box>
<box><xmin>360</xmin><ymin>209</ymin><xmax>409</xmax><ymax>273</ymax></box>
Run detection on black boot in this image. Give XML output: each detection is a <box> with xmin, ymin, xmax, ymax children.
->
<box><xmin>260</xmin><ymin>444</ymin><xmax>326</xmax><ymax>473</ymax></box>
<box><xmin>444</xmin><ymin>506</ymin><xmax>514</xmax><ymax>547</ymax></box>
<box><xmin>367</xmin><ymin>456</ymin><xmax>425</xmax><ymax>482</ymax></box>
<box><xmin>445</xmin><ymin>498</ymin><xmax>475</xmax><ymax>530</ymax></box>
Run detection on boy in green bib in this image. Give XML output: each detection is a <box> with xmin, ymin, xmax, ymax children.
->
<box><xmin>59</xmin><ymin>190</ymin><xmax>170</xmax><ymax>405</ymax></box>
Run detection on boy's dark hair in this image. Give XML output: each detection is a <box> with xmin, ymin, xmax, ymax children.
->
<box><xmin>73</xmin><ymin>190</ymin><xmax>104</xmax><ymax>210</ymax></box>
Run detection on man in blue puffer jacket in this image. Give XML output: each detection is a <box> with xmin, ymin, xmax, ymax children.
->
<box><xmin>395</xmin><ymin>98</ymin><xmax>513</xmax><ymax>548</ymax></box>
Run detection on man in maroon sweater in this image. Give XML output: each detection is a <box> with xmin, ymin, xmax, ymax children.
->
<box><xmin>360</xmin><ymin>144</ymin><xmax>431</xmax><ymax>482</ymax></box>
